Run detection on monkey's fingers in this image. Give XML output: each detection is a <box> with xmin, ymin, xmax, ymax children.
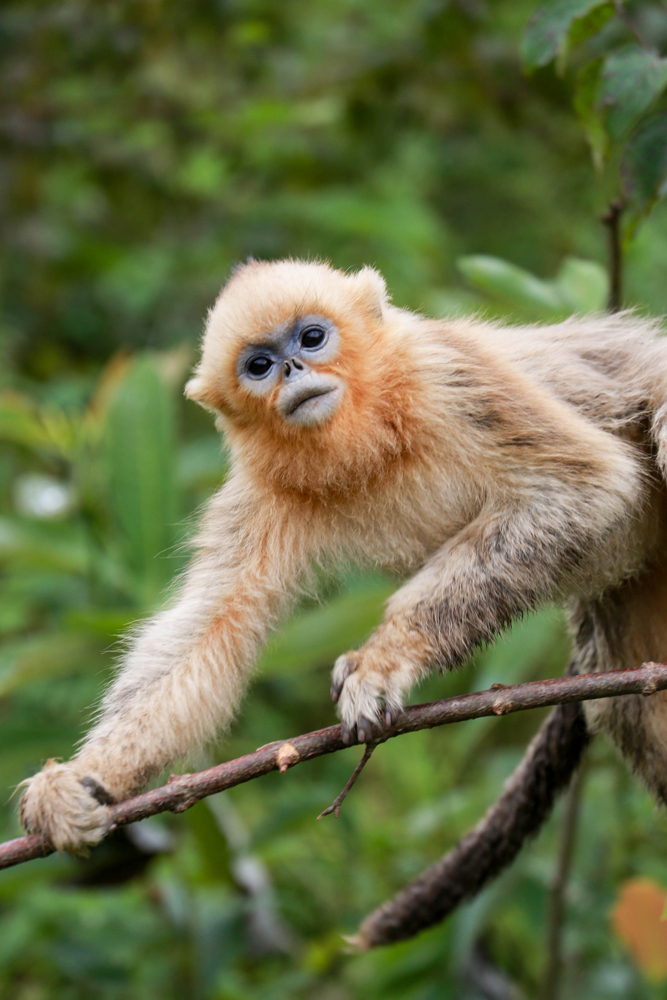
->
<box><xmin>384</xmin><ymin>705</ymin><xmax>402</xmax><ymax>728</ymax></box>
<box><xmin>341</xmin><ymin>714</ymin><xmax>379</xmax><ymax>745</ymax></box>
<box><xmin>341</xmin><ymin>702</ymin><xmax>404</xmax><ymax>743</ymax></box>
<box><xmin>331</xmin><ymin>653</ymin><xmax>358</xmax><ymax>703</ymax></box>
<box><xmin>19</xmin><ymin>760</ymin><xmax>114</xmax><ymax>855</ymax></box>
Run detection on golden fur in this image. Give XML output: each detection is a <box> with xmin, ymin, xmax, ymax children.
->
<box><xmin>19</xmin><ymin>259</ymin><xmax>667</xmax><ymax>851</ymax></box>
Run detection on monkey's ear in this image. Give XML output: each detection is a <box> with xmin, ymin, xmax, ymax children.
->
<box><xmin>185</xmin><ymin>375</ymin><xmax>225</xmax><ymax>414</ymax></box>
<box><xmin>352</xmin><ymin>266</ymin><xmax>388</xmax><ymax>321</ymax></box>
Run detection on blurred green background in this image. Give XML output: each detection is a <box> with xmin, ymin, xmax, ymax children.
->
<box><xmin>2</xmin><ymin>1</ymin><xmax>667</xmax><ymax>998</ymax></box>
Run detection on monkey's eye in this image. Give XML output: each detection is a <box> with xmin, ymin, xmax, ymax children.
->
<box><xmin>300</xmin><ymin>325</ymin><xmax>327</xmax><ymax>350</ymax></box>
<box><xmin>246</xmin><ymin>355</ymin><xmax>273</xmax><ymax>379</ymax></box>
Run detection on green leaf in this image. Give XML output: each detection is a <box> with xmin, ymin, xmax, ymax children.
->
<box><xmin>103</xmin><ymin>357</ymin><xmax>181</xmax><ymax>596</ymax></box>
<box><xmin>453</xmin><ymin>610</ymin><xmax>570</xmax><ymax>758</ymax></box>
<box><xmin>259</xmin><ymin>577</ymin><xmax>395</xmax><ymax>676</ymax></box>
<box><xmin>574</xmin><ymin>59</ymin><xmax>608</xmax><ymax>169</ymax></box>
<box><xmin>63</xmin><ymin>607</ymin><xmax>144</xmax><ymax>637</ymax></box>
<box><xmin>183</xmin><ymin>801</ymin><xmax>233</xmax><ymax>885</ymax></box>
<box><xmin>457</xmin><ymin>256</ymin><xmax>564</xmax><ymax>315</ymax></box>
<box><xmin>553</xmin><ymin>257</ymin><xmax>608</xmax><ymax>311</ymax></box>
<box><xmin>0</xmin><ymin>394</ymin><xmax>76</xmax><ymax>459</ymax></box>
<box><xmin>522</xmin><ymin>0</ymin><xmax>610</xmax><ymax>71</ymax></box>
<box><xmin>622</xmin><ymin>112</ymin><xmax>667</xmax><ymax>214</ymax></box>
<box><xmin>0</xmin><ymin>518</ymin><xmax>90</xmax><ymax>574</ymax></box>
<box><xmin>0</xmin><ymin>394</ymin><xmax>49</xmax><ymax>451</ymax></box>
<box><xmin>0</xmin><ymin>634</ymin><xmax>101</xmax><ymax>696</ymax></box>
<box><xmin>599</xmin><ymin>47</ymin><xmax>667</xmax><ymax>138</ymax></box>
<box><xmin>177</xmin><ymin>435</ymin><xmax>228</xmax><ymax>491</ymax></box>
<box><xmin>565</xmin><ymin>0</ymin><xmax>614</xmax><ymax>51</ymax></box>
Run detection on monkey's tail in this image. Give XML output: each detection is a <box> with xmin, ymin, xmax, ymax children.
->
<box><xmin>353</xmin><ymin>699</ymin><xmax>590</xmax><ymax>949</ymax></box>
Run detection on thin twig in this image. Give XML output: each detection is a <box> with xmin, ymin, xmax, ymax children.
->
<box><xmin>601</xmin><ymin>198</ymin><xmax>625</xmax><ymax>312</ymax></box>
<box><xmin>2</xmin><ymin>662</ymin><xmax>667</xmax><ymax>872</ymax></box>
<box><xmin>542</xmin><ymin>761</ymin><xmax>585</xmax><ymax>1000</ymax></box>
<box><xmin>318</xmin><ymin>743</ymin><xmax>376</xmax><ymax>818</ymax></box>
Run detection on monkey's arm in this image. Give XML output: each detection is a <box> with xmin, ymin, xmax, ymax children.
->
<box><xmin>20</xmin><ymin>478</ymin><xmax>309</xmax><ymax>852</ymax></box>
<box><xmin>333</xmin><ymin>433</ymin><xmax>643</xmax><ymax>741</ymax></box>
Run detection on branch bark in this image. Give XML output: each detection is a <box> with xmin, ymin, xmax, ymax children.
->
<box><xmin>541</xmin><ymin>761</ymin><xmax>585</xmax><ymax>1000</ymax></box>
<box><xmin>2</xmin><ymin>662</ymin><xmax>667</xmax><ymax>873</ymax></box>
<box><xmin>602</xmin><ymin>197</ymin><xmax>625</xmax><ymax>312</ymax></box>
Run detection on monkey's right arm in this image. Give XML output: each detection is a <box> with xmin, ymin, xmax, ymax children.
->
<box><xmin>333</xmin><ymin>412</ymin><xmax>645</xmax><ymax>741</ymax></box>
<box><xmin>20</xmin><ymin>478</ymin><xmax>309</xmax><ymax>853</ymax></box>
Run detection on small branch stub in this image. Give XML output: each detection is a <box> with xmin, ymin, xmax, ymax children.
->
<box><xmin>492</xmin><ymin>695</ymin><xmax>512</xmax><ymax>715</ymax></box>
<box><xmin>276</xmin><ymin>742</ymin><xmax>300</xmax><ymax>773</ymax></box>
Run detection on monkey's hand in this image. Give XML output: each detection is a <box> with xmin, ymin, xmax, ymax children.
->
<box><xmin>19</xmin><ymin>760</ymin><xmax>114</xmax><ymax>854</ymax></box>
<box><xmin>331</xmin><ymin>630</ymin><xmax>423</xmax><ymax>743</ymax></box>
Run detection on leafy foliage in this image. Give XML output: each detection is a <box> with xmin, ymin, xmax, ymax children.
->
<box><xmin>1</xmin><ymin>0</ymin><xmax>667</xmax><ymax>998</ymax></box>
<box><xmin>523</xmin><ymin>0</ymin><xmax>667</xmax><ymax>221</ymax></box>
<box><xmin>457</xmin><ymin>254</ymin><xmax>607</xmax><ymax>317</ymax></box>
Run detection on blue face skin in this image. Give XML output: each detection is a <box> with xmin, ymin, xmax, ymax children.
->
<box><xmin>236</xmin><ymin>315</ymin><xmax>345</xmax><ymax>427</ymax></box>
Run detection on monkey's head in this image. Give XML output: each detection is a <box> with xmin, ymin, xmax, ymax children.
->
<box><xmin>186</xmin><ymin>259</ymin><xmax>388</xmax><ymax>428</ymax></box>
<box><xmin>185</xmin><ymin>260</ymin><xmax>414</xmax><ymax>495</ymax></box>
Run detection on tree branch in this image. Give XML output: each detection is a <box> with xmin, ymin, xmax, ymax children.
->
<box><xmin>2</xmin><ymin>662</ymin><xmax>667</xmax><ymax>873</ymax></box>
<box><xmin>541</xmin><ymin>760</ymin><xmax>585</xmax><ymax>1000</ymax></box>
<box><xmin>602</xmin><ymin>197</ymin><xmax>625</xmax><ymax>312</ymax></box>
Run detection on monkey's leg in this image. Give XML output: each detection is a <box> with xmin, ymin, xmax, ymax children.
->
<box><xmin>355</xmin><ymin>697</ymin><xmax>590</xmax><ymax>948</ymax></box>
<box><xmin>573</xmin><ymin>562</ymin><xmax>667</xmax><ymax>805</ymax></box>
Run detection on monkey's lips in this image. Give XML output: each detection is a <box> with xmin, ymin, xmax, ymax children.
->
<box><xmin>279</xmin><ymin>376</ymin><xmax>343</xmax><ymax>426</ymax></box>
<box><xmin>287</xmin><ymin>386</ymin><xmax>333</xmax><ymax>414</ymax></box>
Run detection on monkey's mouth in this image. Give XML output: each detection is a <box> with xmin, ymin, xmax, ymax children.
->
<box><xmin>279</xmin><ymin>377</ymin><xmax>343</xmax><ymax>427</ymax></box>
<box><xmin>286</xmin><ymin>386</ymin><xmax>334</xmax><ymax>416</ymax></box>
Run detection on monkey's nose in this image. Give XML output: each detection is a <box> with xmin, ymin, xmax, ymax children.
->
<box><xmin>283</xmin><ymin>359</ymin><xmax>305</xmax><ymax>379</ymax></box>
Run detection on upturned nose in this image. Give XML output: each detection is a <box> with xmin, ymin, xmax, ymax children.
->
<box><xmin>283</xmin><ymin>358</ymin><xmax>305</xmax><ymax>379</ymax></box>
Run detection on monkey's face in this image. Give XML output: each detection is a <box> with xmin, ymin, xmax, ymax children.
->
<box><xmin>187</xmin><ymin>260</ymin><xmax>416</xmax><ymax>494</ymax></box>
<box><xmin>186</xmin><ymin>260</ymin><xmax>388</xmax><ymax>444</ymax></box>
<box><xmin>235</xmin><ymin>314</ymin><xmax>345</xmax><ymax>428</ymax></box>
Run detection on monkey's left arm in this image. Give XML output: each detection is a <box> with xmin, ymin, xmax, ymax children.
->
<box><xmin>19</xmin><ymin>478</ymin><xmax>311</xmax><ymax>852</ymax></box>
<box><xmin>332</xmin><ymin>437</ymin><xmax>643</xmax><ymax>743</ymax></box>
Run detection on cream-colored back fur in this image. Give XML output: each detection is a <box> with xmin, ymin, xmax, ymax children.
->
<box><xmin>18</xmin><ymin>259</ymin><xmax>667</xmax><ymax>850</ymax></box>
